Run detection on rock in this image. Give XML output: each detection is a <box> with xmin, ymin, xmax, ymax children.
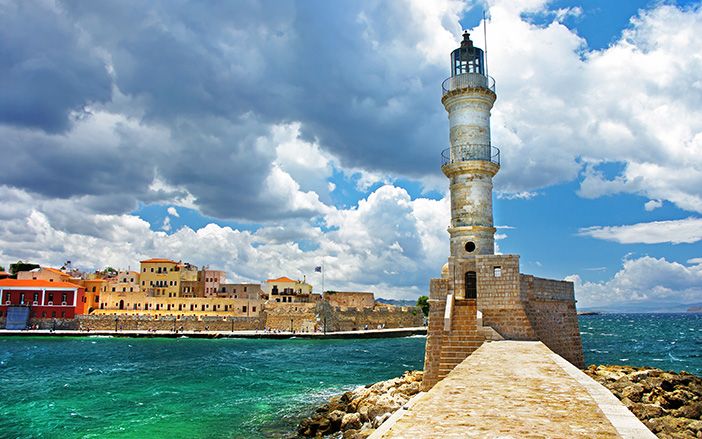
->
<box><xmin>585</xmin><ymin>365</ymin><xmax>702</xmax><ymax>439</ymax></box>
<box><xmin>341</xmin><ymin>413</ymin><xmax>362</xmax><ymax>431</ymax></box>
<box><xmin>296</xmin><ymin>370</ymin><xmax>424</xmax><ymax>438</ymax></box>
<box><xmin>621</xmin><ymin>384</ymin><xmax>645</xmax><ymax>402</ymax></box>
<box><xmin>672</xmin><ymin>401</ymin><xmax>702</xmax><ymax>420</ymax></box>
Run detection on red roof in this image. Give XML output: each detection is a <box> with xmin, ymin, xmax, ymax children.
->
<box><xmin>0</xmin><ymin>271</ymin><xmax>11</xmax><ymax>276</ymax></box>
<box><xmin>0</xmin><ymin>279</ymin><xmax>82</xmax><ymax>289</ymax></box>
<box><xmin>266</xmin><ymin>276</ymin><xmax>297</xmax><ymax>283</ymax></box>
<box><xmin>140</xmin><ymin>258</ymin><xmax>178</xmax><ymax>264</ymax></box>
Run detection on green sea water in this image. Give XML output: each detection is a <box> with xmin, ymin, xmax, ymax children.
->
<box><xmin>0</xmin><ymin>336</ymin><xmax>425</xmax><ymax>438</ymax></box>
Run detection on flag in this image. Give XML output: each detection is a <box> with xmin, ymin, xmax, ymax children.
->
<box><xmin>315</xmin><ymin>266</ymin><xmax>322</xmax><ymax>273</ymax></box>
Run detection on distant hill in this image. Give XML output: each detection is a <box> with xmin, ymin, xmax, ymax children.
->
<box><xmin>376</xmin><ymin>298</ymin><xmax>417</xmax><ymax>307</ymax></box>
<box><xmin>580</xmin><ymin>300</ymin><xmax>702</xmax><ymax>314</ymax></box>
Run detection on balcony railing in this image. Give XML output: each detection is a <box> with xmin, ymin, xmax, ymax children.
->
<box><xmin>442</xmin><ymin>73</ymin><xmax>496</xmax><ymax>95</ymax></box>
<box><xmin>441</xmin><ymin>144</ymin><xmax>500</xmax><ymax>166</ymax></box>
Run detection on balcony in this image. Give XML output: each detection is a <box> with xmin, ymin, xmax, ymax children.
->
<box><xmin>442</xmin><ymin>73</ymin><xmax>495</xmax><ymax>95</ymax></box>
<box><xmin>441</xmin><ymin>144</ymin><xmax>500</xmax><ymax>166</ymax></box>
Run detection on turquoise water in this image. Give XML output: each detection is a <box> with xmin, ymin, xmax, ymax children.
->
<box><xmin>1</xmin><ymin>313</ymin><xmax>701</xmax><ymax>438</ymax></box>
<box><xmin>0</xmin><ymin>336</ymin><xmax>425</xmax><ymax>438</ymax></box>
<box><xmin>580</xmin><ymin>313</ymin><xmax>702</xmax><ymax>375</ymax></box>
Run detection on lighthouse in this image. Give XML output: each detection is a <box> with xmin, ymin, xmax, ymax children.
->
<box><xmin>442</xmin><ymin>31</ymin><xmax>499</xmax><ymax>299</ymax></box>
<box><xmin>422</xmin><ymin>30</ymin><xmax>584</xmax><ymax>391</ymax></box>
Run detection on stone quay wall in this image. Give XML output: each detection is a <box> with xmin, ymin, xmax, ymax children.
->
<box><xmin>321</xmin><ymin>304</ymin><xmax>423</xmax><ymax>332</ymax></box>
<box><xmin>262</xmin><ymin>302</ymin><xmax>319</xmax><ymax>333</ymax></box>
<box><xmin>77</xmin><ymin>314</ymin><xmax>262</xmax><ymax>332</ymax></box>
<box><xmin>0</xmin><ymin>317</ymin><xmax>79</xmax><ymax>330</ymax></box>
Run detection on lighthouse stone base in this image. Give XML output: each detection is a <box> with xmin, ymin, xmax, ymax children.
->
<box><xmin>422</xmin><ymin>253</ymin><xmax>584</xmax><ymax>391</ymax></box>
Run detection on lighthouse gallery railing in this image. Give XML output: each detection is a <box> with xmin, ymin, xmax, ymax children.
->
<box><xmin>442</xmin><ymin>72</ymin><xmax>496</xmax><ymax>95</ymax></box>
<box><xmin>441</xmin><ymin>144</ymin><xmax>500</xmax><ymax>166</ymax></box>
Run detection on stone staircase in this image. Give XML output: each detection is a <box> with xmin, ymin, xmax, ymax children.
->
<box><xmin>435</xmin><ymin>299</ymin><xmax>483</xmax><ymax>382</ymax></box>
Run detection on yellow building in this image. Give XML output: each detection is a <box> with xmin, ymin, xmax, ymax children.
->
<box><xmin>139</xmin><ymin>258</ymin><xmax>183</xmax><ymax>297</ymax></box>
<box><xmin>95</xmin><ymin>290</ymin><xmax>263</xmax><ymax>318</ymax></box>
<box><xmin>106</xmin><ymin>270</ymin><xmax>141</xmax><ymax>294</ymax></box>
<box><xmin>262</xmin><ymin>276</ymin><xmax>316</xmax><ymax>303</ymax></box>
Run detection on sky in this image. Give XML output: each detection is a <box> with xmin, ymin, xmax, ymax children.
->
<box><xmin>1</xmin><ymin>0</ymin><xmax>701</xmax><ymax>311</ymax></box>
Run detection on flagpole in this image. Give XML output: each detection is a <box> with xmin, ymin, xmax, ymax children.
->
<box><xmin>322</xmin><ymin>258</ymin><xmax>325</xmax><ymax>294</ymax></box>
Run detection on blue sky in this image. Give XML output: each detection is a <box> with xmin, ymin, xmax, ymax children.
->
<box><xmin>0</xmin><ymin>0</ymin><xmax>701</xmax><ymax>311</ymax></box>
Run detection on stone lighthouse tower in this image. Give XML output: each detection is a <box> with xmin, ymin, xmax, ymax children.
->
<box><xmin>442</xmin><ymin>31</ymin><xmax>499</xmax><ymax>286</ymax></box>
<box><xmin>422</xmin><ymin>31</ymin><xmax>584</xmax><ymax>391</ymax></box>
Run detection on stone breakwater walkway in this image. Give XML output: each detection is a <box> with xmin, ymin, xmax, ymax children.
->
<box><xmin>0</xmin><ymin>327</ymin><xmax>426</xmax><ymax>339</ymax></box>
<box><xmin>371</xmin><ymin>341</ymin><xmax>655</xmax><ymax>439</ymax></box>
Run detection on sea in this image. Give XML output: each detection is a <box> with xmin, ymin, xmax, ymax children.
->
<box><xmin>0</xmin><ymin>313</ymin><xmax>700</xmax><ymax>438</ymax></box>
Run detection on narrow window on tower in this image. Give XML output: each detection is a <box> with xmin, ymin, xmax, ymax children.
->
<box><xmin>494</xmin><ymin>266</ymin><xmax>502</xmax><ymax>277</ymax></box>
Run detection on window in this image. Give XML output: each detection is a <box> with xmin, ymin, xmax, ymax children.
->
<box><xmin>5</xmin><ymin>292</ymin><xmax>9</xmax><ymax>301</ymax></box>
<box><xmin>143</xmin><ymin>268</ymin><xmax>146</xmax><ymax>272</ymax></box>
<box><xmin>142</xmin><ymin>281</ymin><xmax>145</xmax><ymax>286</ymax></box>
<box><xmin>42</xmin><ymin>311</ymin><xmax>46</xmax><ymax>317</ymax></box>
<box><xmin>20</xmin><ymin>293</ymin><xmax>25</xmax><ymax>304</ymax></box>
<box><xmin>48</xmin><ymin>293</ymin><xmax>54</xmax><ymax>302</ymax></box>
<box><xmin>92</xmin><ymin>286</ymin><xmax>96</xmax><ymax>292</ymax></box>
<box><xmin>130</xmin><ymin>287</ymin><xmax>133</xmax><ymax>292</ymax></box>
<box><xmin>52</xmin><ymin>311</ymin><xmax>56</xmax><ymax>318</ymax></box>
<box><xmin>465</xmin><ymin>241</ymin><xmax>476</xmax><ymax>253</ymax></box>
<box><xmin>112</xmin><ymin>287</ymin><xmax>115</xmax><ymax>292</ymax></box>
<box><xmin>33</xmin><ymin>292</ymin><xmax>39</xmax><ymax>302</ymax></box>
<box><xmin>61</xmin><ymin>311</ymin><xmax>66</xmax><ymax>318</ymax></box>
<box><xmin>151</xmin><ymin>268</ymin><xmax>154</xmax><ymax>272</ymax></box>
<box><xmin>252</xmin><ymin>306</ymin><xmax>256</xmax><ymax>313</ymax></box>
<box><xmin>243</xmin><ymin>306</ymin><xmax>247</xmax><ymax>313</ymax></box>
<box><xmin>494</xmin><ymin>266</ymin><xmax>502</xmax><ymax>277</ymax></box>
<box><xmin>62</xmin><ymin>293</ymin><xmax>67</xmax><ymax>303</ymax></box>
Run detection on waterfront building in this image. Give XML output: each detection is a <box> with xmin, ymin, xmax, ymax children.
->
<box><xmin>94</xmin><ymin>290</ymin><xmax>262</xmax><ymax>318</ymax></box>
<box><xmin>262</xmin><ymin>276</ymin><xmax>316</xmax><ymax>303</ymax></box>
<box><xmin>201</xmin><ymin>268</ymin><xmax>226</xmax><ymax>296</ymax></box>
<box><xmin>0</xmin><ymin>279</ymin><xmax>85</xmax><ymax>328</ymax></box>
<box><xmin>105</xmin><ymin>270</ymin><xmax>141</xmax><ymax>294</ymax></box>
<box><xmin>74</xmin><ymin>278</ymin><xmax>107</xmax><ymax>314</ymax></box>
<box><xmin>17</xmin><ymin>267</ymin><xmax>74</xmax><ymax>283</ymax></box>
<box><xmin>422</xmin><ymin>32</ymin><xmax>583</xmax><ymax>390</ymax></box>
<box><xmin>139</xmin><ymin>258</ymin><xmax>184</xmax><ymax>297</ymax></box>
<box><xmin>216</xmin><ymin>283</ymin><xmax>263</xmax><ymax>300</ymax></box>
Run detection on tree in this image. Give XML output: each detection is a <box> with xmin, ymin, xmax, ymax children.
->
<box><xmin>417</xmin><ymin>295</ymin><xmax>430</xmax><ymax>317</ymax></box>
<box><xmin>9</xmin><ymin>261</ymin><xmax>40</xmax><ymax>275</ymax></box>
<box><xmin>0</xmin><ymin>265</ymin><xmax>4</xmax><ymax>272</ymax></box>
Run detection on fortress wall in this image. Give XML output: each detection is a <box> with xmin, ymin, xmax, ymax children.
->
<box><xmin>263</xmin><ymin>302</ymin><xmax>318</xmax><ymax>332</ymax></box>
<box><xmin>521</xmin><ymin>275</ymin><xmax>584</xmax><ymax>367</ymax></box>
<box><xmin>324</xmin><ymin>305</ymin><xmax>423</xmax><ymax>332</ymax></box>
<box><xmin>323</xmin><ymin>292</ymin><xmax>375</xmax><ymax>309</ymax></box>
<box><xmin>475</xmin><ymin>255</ymin><xmax>536</xmax><ymax>340</ymax></box>
<box><xmin>77</xmin><ymin>314</ymin><xmax>261</xmax><ymax>332</ymax></box>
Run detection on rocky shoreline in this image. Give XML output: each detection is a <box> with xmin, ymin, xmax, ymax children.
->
<box><xmin>296</xmin><ymin>370</ymin><xmax>423</xmax><ymax>438</ymax></box>
<box><xmin>298</xmin><ymin>365</ymin><xmax>702</xmax><ymax>438</ymax></box>
<box><xmin>585</xmin><ymin>365</ymin><xmax>702</xmax><ymax>438</ymax></box>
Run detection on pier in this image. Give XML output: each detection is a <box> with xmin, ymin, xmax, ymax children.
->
<box><xmin>371</xmin><ymin>341</ymin><xmax>654</xmax><ymax>438</ymax></box>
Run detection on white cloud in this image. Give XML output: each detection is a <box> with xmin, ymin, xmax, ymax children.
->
<box><xmin>161</xmin><ymin>216</ymin><xmax>171</xmax><ymax>232</ymax></box>
<box><xmin>579</xmin><ymin>217</ymin><xmax>702</xmax><ymax>244</ymax></box>
<box><xmin>572</xmin><ymin>256</ymin><xmax>702</xmax><ymax>309</ymax></box>
<box><xmin>167</xmin><ymin>207</ymin><xmax>179</xmax><ymax>217</ymax></box>
<box><xmin>482</xmin><ymin>2</ymin><xmax>702</xmax><ymax>212</ymax></box>
<box><xmin>644</xmin><ymin>199</ymin><xmax>663</xmax><ymax>211</ymax></box>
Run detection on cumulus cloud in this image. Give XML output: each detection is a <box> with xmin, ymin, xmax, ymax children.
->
<box><xmin>578</xmin><ymin>217</ymin><xmax>702</xmax><ymax>244</ymax></box>
<box><xmin>167</xmin><ymin>207</ymin><xmax>179</xmax><ymax>217</ymax></box>
<box><xmin>571</xmin><ymin>256</ymin><xmax>702</xmax><ymax>309</ymax></box>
